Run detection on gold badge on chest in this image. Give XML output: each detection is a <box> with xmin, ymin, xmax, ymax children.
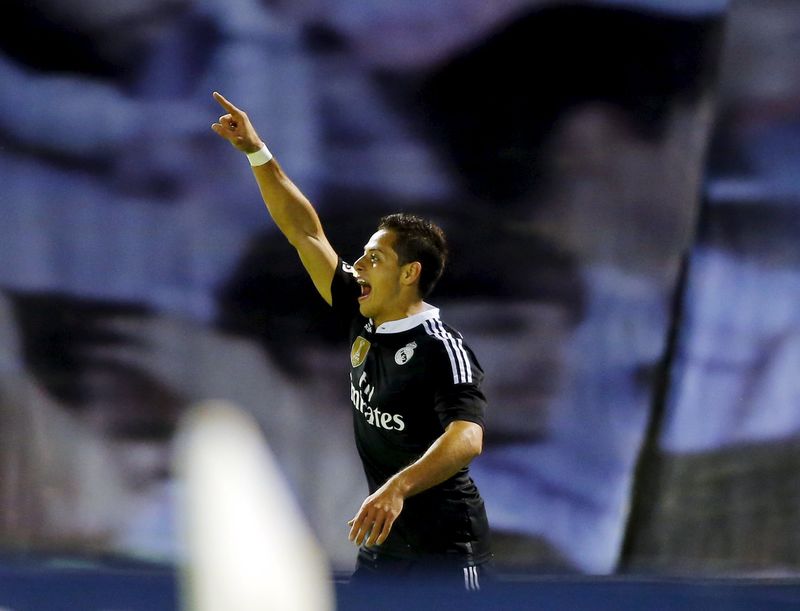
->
<box><xmin>350</xmin><ymin>336</ymin><xmax>371</xmax><ymax>367</ymax></box>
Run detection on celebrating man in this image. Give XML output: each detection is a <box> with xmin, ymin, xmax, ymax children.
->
<box><xmin>211</xmin><ymin>91</ymin><xmax>492</xmax><ymax>590</ymax></box>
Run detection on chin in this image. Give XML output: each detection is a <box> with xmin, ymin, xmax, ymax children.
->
<box><xmin>358</xmin><ymin>303</ymin><xmax>373</xmax><ymax>319</ymax></box>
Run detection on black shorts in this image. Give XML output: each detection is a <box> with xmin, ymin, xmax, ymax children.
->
<box><xmin>348</xmin><ymin>545</ymin><xmax>495</xmax><ymax>593</ymax></box>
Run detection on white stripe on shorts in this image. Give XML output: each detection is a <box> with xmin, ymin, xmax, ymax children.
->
<box><xmin>463</xmin><ymin>566</ymin><xmax>480</xmax><ymax>591</ymax></box>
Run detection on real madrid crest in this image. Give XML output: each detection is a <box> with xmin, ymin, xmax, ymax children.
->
<box><xmin>351</xmin><ymin>336</ymin><xmax>371</xmax><ymax>367</ymax></box>
<box><xmin>394</xmin><ymin>342</ymin><xmax>417</xmax><ymax>366</ymax></box>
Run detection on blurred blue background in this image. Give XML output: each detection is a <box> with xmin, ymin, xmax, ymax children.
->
<box><xmin>1</xmin><ymin>0</ymin><xmax>799</xmax><ymax>606</ymax></box>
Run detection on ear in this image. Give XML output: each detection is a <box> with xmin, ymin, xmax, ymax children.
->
<box><xmin>401</xmin><ymin>261</ymin><xmax>422</xmax><ymax>287</ymax></box>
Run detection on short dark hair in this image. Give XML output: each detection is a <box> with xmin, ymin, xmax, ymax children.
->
<box><xmin>378</xmin><ymin>213</ymin><xmax>448</xmax><ymax>299</ymax></box>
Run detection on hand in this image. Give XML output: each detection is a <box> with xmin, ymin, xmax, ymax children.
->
<box><xmin>347</xmin><ymin>478</ymin><xmax>405</xmax><ymax>547</ymax></box>
<box><xmin>210</xmin><ymin>91</ymin><xmax>264</xmax><ymax>154</ymax></box>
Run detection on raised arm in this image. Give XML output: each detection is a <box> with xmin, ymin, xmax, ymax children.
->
<box><xmin>211</xmin><ymin>91</ymin><xmax>337</xmax><ymax>305</ymax></box>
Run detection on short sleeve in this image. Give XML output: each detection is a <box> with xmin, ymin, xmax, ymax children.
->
<box><xmin>330</xmin><ymin>258</ymin><xmax>362</xmax><ymax>322</ymax></box>
<box><xmin>432</xmin><ymin>336</ymin><xmax>487</xmax><ymax>430</ymax></box>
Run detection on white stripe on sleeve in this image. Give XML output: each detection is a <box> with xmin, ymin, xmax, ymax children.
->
<box><xmin>429</xmin><ymin>319</ymin><xmax>473</xmax><ymax>384</ymax></box>
<box><xmin>434</xmin><ymin>319</ymin><xmax>468</xmax><ymax>382</ymax></box>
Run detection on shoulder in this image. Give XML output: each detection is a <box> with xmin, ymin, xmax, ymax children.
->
<box><xmin>417</xmin><ymin>314</ymin><xmax>468</xmax><ymax>344</ymax></box>
<box><xmin>416</xmin><ymin>316</ymin><xmax>481</xmax><ymax>384</ymax></box>
<box><xmin>331</xmin><ymin>258</ymin><xmax>365</xmax><ymax>322</ymax></box>
<box><xmin>415</xmin><ymin>315</ymin><xmax>462</xmax><ymax>348</ymax></box>
<box><xmin>334</xmin><ymin>259</ymin><xmax>358</xmax><ymax>288</ymax></box>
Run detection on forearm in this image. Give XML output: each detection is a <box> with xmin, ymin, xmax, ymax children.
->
<box><xmin>211</xmin><ymin>90</ymin><xmax>325</xmax><ymax>245</ymax></box>
<box><xmin>348</xmin><ymin>421</ymin><xmax>483</xmax><ymax>546</ymax></box>
<box><xmin>252</xmin><ymin>158</ymin><xmax>324</xmax><ymax>247</ymax></box>
<box><xmin>212</xmin><ymin>92</ymin><xmax>337</xmax><ymax>302</ymax></box>
<box><xmin>390</xmin><ymin>421</ymin><xmax>483</xmax><ymax>499</ymax></box>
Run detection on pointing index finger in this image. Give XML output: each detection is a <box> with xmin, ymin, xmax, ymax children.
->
<box><xmin>213</xmin><ymin>91</ymin><xmax>240</xmax><ymax>115</ymax></box>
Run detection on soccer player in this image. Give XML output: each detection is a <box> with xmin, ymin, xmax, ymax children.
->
<box><xmin>211</xmin><ymin>92</ymin><xmax>492</xmax><ymax>590</ymax></box>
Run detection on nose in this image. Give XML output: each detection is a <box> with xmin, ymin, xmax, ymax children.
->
<box><xmin>353</xmin><ymin>253</ymin><xmax>367</xmax><ymax>272</ymax></box>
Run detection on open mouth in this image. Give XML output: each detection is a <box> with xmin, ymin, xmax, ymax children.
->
<box><xmin>357</xmin><ymin>279</ymin><xmax>371</xmax><ymax>301</ymax></box>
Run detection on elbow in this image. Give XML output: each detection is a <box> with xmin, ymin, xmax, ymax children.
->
<box><xmin>447</xmin><ymin>421</ymin><xmax>484</xmax><ymax>461</ymax></box>
<box><xmin>472</xmin><ymin>435</ymin><xmax>483</xmax><ymax>458</ymax></box>
<box><xmin>466</xmin><ymin>425</ymin><xmax>483</xmax><ymax>458</ymax></box>
<box><xmin>284</xmin><ymin>228</ymin><xmax>307</xmax><ymax>249</ymax></box>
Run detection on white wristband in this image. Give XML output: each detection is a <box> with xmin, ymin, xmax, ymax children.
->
<box><xmin>246</xmin><ymin>143</ymin><xmax>273</xmax><ymax>166</ymax></box>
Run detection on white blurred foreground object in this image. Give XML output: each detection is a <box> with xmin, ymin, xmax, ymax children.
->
<box><xmin>175</xmin><ymin>401</ymin><xmax>335</xmax><ymax>611</ymax></box>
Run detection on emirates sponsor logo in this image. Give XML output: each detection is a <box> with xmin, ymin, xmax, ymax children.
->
<box><xmin>350</xmin><ymin>371</ymin><xmax>405</xmax><ymax>431</ymax></box>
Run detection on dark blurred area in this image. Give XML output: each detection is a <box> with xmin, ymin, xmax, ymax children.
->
<box><xmin>413</xmin><ymin>5</ymin><xmax>721</xmax><ymax>204</ymax></box>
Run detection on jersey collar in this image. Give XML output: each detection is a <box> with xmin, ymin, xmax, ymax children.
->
<box><xmin>373</xmin><ymin>306</ymin><xmax>440</xmax><ymax>334</ymax></box>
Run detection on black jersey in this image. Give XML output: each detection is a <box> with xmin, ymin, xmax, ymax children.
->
<box><xmin>331</xmin><ymin>259</ymin><xmax>491</xmax><ymax>563</ymax></box>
